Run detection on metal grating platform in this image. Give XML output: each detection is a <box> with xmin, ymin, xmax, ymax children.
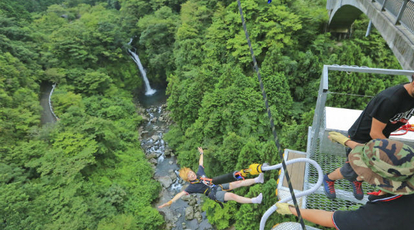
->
<box><xmin>306</xmin><ymin>129</ymin><xmax>373</xmax><ymax>211</ymax></box>
<box><xmin>306</xmin><ymin>65</ymin><xmax>414</xmax><ymax>211</ymax></box>
<box><xmin>271</xmin><ymin>66</ymin><xmax>414</xmax><ymax>228</ymax></box>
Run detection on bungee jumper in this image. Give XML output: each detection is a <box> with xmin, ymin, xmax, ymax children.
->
<box><xmin>157</xmin><ymin>147</ymin><xmax>264</xmax><ymax>209</ymax></box>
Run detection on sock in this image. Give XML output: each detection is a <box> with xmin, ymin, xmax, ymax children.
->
<box><xmin>252</xmin><ymin>193</ymin><xmax>263</xmax><ymax>204</ymax></box>
<box><xmin>255</xmin><ymin>173</ymin><xmax>264</xmax><ymax>184</ymax></box>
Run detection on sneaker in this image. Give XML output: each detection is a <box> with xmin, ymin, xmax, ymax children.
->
<box><xmin>252</xmin><ymin>193</ymin><xmax>263</xmax><ymax>204</ymax></box>
<box><xmin>323</xmin><ymin>174</ymin><xmax>336</xmax><ymax>199</ymax></box>
<box><xmin>255</xmin><ymin>173</ymin><xmax>264</xmax><ymax>184</ymax></box>
<box><xmin>351</xmin><ymin>181</ymin><xmax>364</xmax><ymax>200</ymax></box>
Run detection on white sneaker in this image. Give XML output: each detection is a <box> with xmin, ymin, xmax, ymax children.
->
<box><xmin>252</xmin><ymin>193</ymin><xmax>263</xmax><ymax>204</ymax></box>
<box><xmin>255</xmin><ymin>173</ymin><xmax>264</xmax><ymax>184</ymax></box>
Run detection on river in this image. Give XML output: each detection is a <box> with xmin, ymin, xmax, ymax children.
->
<box><xmin>135</xmin><ymin>87</ymin><xmax>213</xmax><ymax>230</ymax></box>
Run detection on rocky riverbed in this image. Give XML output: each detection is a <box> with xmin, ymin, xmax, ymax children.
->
<box><xmin>137</xmin><ymin>103</ymin><xmax>213</xmax><ymax>230</ymax></box>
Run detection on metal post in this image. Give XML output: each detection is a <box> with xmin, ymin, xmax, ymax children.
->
<box><xmin>365</xmin><ymin>20</ymin><xmax>373</xmax><ymax>37</ymax></box>
<box><xmin>310</xmin><ymin>65</ymin><xmax>329</xmax><ymax>156</ymax></box>
<box><xmin>381</xmin><ymin>0</ymin><xmax>388</xmax><ymax>11</ymax></box>
<box><xmin>395</xmin><ymin>0</ymin><xmax>409</xmax><ymax>25</ymax></box>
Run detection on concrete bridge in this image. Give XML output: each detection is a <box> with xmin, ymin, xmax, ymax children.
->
<box><xmin>327</xmin><ymin>0</ymin><xmax>414</xmax><ymax>70</ymax></box>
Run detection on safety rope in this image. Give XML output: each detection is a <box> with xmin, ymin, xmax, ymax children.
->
<box><xmin>327</xmin><ymin>91</ymin><xmax>374</xmax><ymax>98</ymax></box>
<box><xmin>190</xmin><ymin>177</ymin><xmax>214</xmax><ymax>186</ymax></box>
<box><xmin>236</xmin><ymin>1</ymin><xmax>306</xmax><ymax>229</ymax></box>
<box><xmin>390</xmin><ymin>123</ymin><xmax>414</xmax><ymax>136</ymax></box>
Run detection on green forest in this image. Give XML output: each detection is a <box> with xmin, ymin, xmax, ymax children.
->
<box><xmin>0</xmin><ymin>0</ymin><xmax>407</xmax><ymax>229</ymax></box>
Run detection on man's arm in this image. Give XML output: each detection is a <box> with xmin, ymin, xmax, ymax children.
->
<box><xmin>198</xmin><ymin>147</ymin><xmax>204</xmax><ymax>166</ymax></box>
<box><xmin>370</xmin><ymin>118</ymin><xmax>387</xmax><ymax>139</ymax></box>
<box><xmin>289</xmin><ymin>206</ymin><xmax>335</xmax><ymax>228</ymax></box>
<box><xmin>344</xmin><ymin>138</ymin><xmax>364</xmax><ymax>149</ymax></box>
<box><xmin>158</xmin><ymin>191</ymin><xmax>187</xmax><ymax>208</ymax></box>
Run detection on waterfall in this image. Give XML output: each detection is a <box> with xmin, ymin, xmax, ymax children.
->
<box><xmin>128</xmin><ymin>38</ymin><xmax>156</xmax><ymax>96</ymax></box>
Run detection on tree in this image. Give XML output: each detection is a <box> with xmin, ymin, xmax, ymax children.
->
<box><xmin>137</xmin><ymin>6</ymin><xmax>180</xmax><ymax>80</ymax></box>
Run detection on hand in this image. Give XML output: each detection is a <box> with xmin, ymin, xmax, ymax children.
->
<box><xmin>198</xmin><ymin>147</ymin><xmax>203</xmax><ymax>155</ymax></box>
<box><xmin>276</xmin><ymin>203</ymin><xmax>293</xmax><ymax>215</ymax></box>
<box><xmin>158</xmin><ymin>201</ymin><xmax>172</xmax><ymax>209</ymax></box>
<box><xmin>328</xmin><ymin>131</ymin><xmax>349</xmax><ymax>146</ymax></box>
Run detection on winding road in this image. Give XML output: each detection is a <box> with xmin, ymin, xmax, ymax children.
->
<box><xmin>40</xmin><ymin>81</ymin><xmax>57</xmax><ymax>125</ymax></box>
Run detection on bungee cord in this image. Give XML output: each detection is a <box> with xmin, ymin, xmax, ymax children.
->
<box><xmin>236</xmin><ymin>1</ymin><xmax>306</xmax><ymax>229</ymax></box>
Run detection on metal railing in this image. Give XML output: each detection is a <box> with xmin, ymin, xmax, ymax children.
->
<box><xmin>375</xmin><ymin>0</ymin><xmax>414</xmax><ymax>34</ymax></box>
<box><xmin>400</xmin><ymin>0</ymin><xmax>414</xmax><ymax>34</ymax></box>
<box><xmin>306</xmin><ymin>65</ymin><xmax>414</xmax><ymax>212</ymax></box>
<box><xmin>309</xmin><ymin>64</ymin><xmax>414</xmax><ymax>163</ymax></box>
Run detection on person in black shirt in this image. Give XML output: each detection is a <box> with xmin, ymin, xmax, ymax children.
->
<box><xmin>276</xmin><ymin>132</ymin><xmax>414</xmax><ymax>230</ymax></box>
<box><xmin>158</xmin><ymin>147</ymin><xmax>263</xmax><ymax>209</ymax></box>
<box><xmin>324</xmin><ymin>80</ymin><xmax>414</xmax><ymax>200</ymax></box>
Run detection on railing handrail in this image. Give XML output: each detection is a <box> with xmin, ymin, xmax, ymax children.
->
<box><xmin>378</xmin><ymin>0</ymin><xmax>414</xmax><ymax>34</ymax></box>
<box><xmin>327</xmin><ymin>0</ymin><xmax>414</xmax><ymax>35</ymax></box>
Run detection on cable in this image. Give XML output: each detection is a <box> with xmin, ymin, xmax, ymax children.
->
<box><xmin>327</xmin><ymin>91</ymin><xmax>375</xmax><ymax>98</ymax></box>
<box><xmin>236</xmin><ymin>1</ymin><xmax>306</xmax><ymax>229</ymax></box>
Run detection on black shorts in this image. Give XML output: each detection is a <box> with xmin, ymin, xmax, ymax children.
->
<box><xmin>340</xmin><ymin>147</ymin><xmax>358</xmax><ymax>182</ymax></box>
<box><xmin>215</xmin><ymin>183</ymin><xmax>230</xmax><ymax>202</ymax></box>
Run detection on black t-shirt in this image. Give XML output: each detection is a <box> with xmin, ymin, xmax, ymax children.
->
<box><xmin>348</xmin><ymin>83</ymin><xmax>414</xmax><ymax>143</ymax></box>
<box><xmin>333</xmin><ymin>193</ymin><xmax>414</xmax><ymax>230</ymax></box>
<box><xmin>184</xmin><ymin>165</ymin><xmax>210</xmax><ymax>194</ymax></box>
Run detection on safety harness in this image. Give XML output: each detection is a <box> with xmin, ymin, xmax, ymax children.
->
<box><xmin>190</xmin><ymin>177</ymin><xmax>228</xmax><ymax>208</ymax></box>
<box><xmin>204</xmin><ymin>185</ymin><xmax>225</xmax><ymax>208</ymax></box>
<box><xmin>190</xmin><ymin>177</ymin><xmax>213</xmax><ymax>186</ymax></box>
<box><xmin>188</xmin><ymin>165</ymin><xmax>264</xmax><ymax>209</ymax></box>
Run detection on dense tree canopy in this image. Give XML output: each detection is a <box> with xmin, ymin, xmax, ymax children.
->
<box><xmin>0</xmin><ymin>0</ymin><xmax>405</xmax><ymax>229</ymax></box>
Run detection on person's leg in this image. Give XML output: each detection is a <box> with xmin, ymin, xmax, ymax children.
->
<box><xmin>327</xmin><ymin>167</ymin><xmax>344</xmax><ymax>180</ymax></box>
<box><xmin>325</xmin><ymin>161</ymin><xmax>363</xmax><ymax>200</ymax></box>
<box><xmin>229</xmin><ymin>179</ymin><xmax>255</xmax><ymax>190</ymax></box>
<box><xmin>323</xmin><ymin>147</ymin><xmax>353</xmax><ymax>199</ymax></box>
<box><xmin>228</xmin><ymin>173</ymin><xmax>264</xmax><ymax>190</ymax></box>
<box><xmin>323</xmin><ymin>162</ymin><xmax>354</xmax><ymax>199</ymax></box>
<box><xmin>351</xmin><ymin>180</ymin><xmax>364</xmax><ymax>200</ymax></box>
<box><xmin>323</xmin><ymin>172</ymin><xmax>337</xmax><ymax>199</ymax></box>
<box><xmin>223</xmin><ymin>192</ymin><xmax>262</xmax><ymax>204</ymax></box>
<box><xmin>340</xmin><ymin>160</ymin><xmax>363</xmax><ymax>199</ymax></box>
<box><xmin>323</xmin><ymin>164</ymin><xmax>347</xmax><ymax>199</ymax></box>
<box><xmin>327</xmin><ymin>147</ymin><xmax>351</xmax><ymax>180</ymax></box>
